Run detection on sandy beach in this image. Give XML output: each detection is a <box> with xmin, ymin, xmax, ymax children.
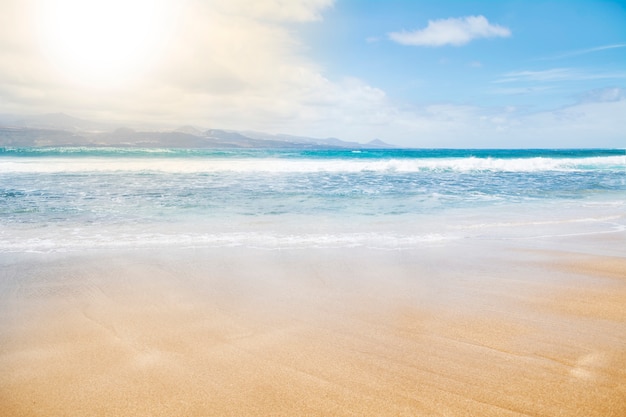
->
<box><xmin>1</xmin><ymin>235</ymin><xmax>625</xmax><ymax>417</ymax></box>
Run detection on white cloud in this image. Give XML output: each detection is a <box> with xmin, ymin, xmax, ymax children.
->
<box><xmin>310</xmin><ymin>88</ymin><xmax>625</xmax><ymax>148</ymax></box>
<box><xmin>211</xmin><ymin>0</ymin><xmax>334</xmax><ymax>22</ymax></box>
<box><xmin>579</xmin><ymin>87</ymin><xmax>625</xmax><ymax>103</ymax></box>
<box><xmin>515</xmin><ymin>99</ymin><xmax>626</xmax><ymax>147</ymax></box>
<box><xmin>489</xmin><ymin>86</ymin><xmax>553</xmax><ymax>96</ymax></box>
<box><xmin>0</xmin><ymin>0</ymin><xmax>363</xmax><ymax>132</ymax></box>
<box><xmin>388</xmin><ymin>15</ymin><xmax>510</xmax><ymax>47</ymax></box>
<box><xmin>538</xmin><ymin>43</ymin><xmax>626</xmax><ymax>60</ymax></box>
<box><xmin>496</xmin><ymin>68</ymin><xmax>626</xmax><ymax>83</ymax></box>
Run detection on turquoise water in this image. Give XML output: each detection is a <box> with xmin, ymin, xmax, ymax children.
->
<box><xmin>1</xmin><ymin>147</ymin><xmax>624</xmax><ymax>252</ymax></box>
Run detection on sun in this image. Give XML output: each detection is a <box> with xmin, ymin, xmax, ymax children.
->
<box><xmin>38</xmin><ymin>0</ymin><xmax>175</xmax><ymax>88</ymax></box>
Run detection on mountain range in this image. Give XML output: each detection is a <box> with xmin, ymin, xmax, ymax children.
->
<box><xmin>0</xmin><ymin>113</ymin><xmax>394</xmax><ymax>149</ymax></box>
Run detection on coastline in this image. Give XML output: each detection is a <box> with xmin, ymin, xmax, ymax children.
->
<box><xmin>1</xmin><ymin>234</ymin><xmax>625</xmax><ymax>416</ymax></box>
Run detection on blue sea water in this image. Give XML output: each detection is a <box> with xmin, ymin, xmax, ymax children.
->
<box><xmin>0</xmin><ymin>147</ymin><xmax>624</xmax><ymax>253</ymax></box>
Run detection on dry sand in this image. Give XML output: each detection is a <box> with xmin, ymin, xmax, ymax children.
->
<box><xmin>1</xmin><ymin>241</ymin><xmax>625</xmax><ymax>416</ymax></box>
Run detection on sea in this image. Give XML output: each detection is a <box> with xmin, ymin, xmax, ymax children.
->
<box><xmin>1</xmin><ymin>147</ymin><xmax>624</xmax><ymax>254</ymax></box>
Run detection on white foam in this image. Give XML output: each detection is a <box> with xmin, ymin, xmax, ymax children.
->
<box><xmin>0</xmin><ymin>230</ymin><xmax>459</xmax><ymax>253</ymax></box>
<box><xmin>454</xmin><ymin>215</ymin><xmax>624</xmax><ymax>230</ymax></box>
<box><xmin>1</xmin><ymin>155</ymin><xmax>623</xmax><ymax>174</ymax></box>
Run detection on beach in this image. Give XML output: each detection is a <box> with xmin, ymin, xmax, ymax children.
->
<box><xmin>1</xmin><ymin>147</ymin><xmax>625</xmax><ymax>415</ymax></box>
<box><xmin>1</xmin><ymin>234</ymin><xmax>625</xmax><ymax>416</ymax></box>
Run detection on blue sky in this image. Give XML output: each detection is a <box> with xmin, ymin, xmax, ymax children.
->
<box><xmin>0</xmin><ymin>0</ymin><xmax>624</xmax><ymax>147</ymax></box>
<box><xmin>313</xmin><ymin>0</ymin><xmax>624</xmax><ymax>108</ymax></box>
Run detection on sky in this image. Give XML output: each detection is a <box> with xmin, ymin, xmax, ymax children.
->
<box><xmin>0</xmin><ymin>0</ymin><xmax>624</xmax><ymax>147</ymax></box>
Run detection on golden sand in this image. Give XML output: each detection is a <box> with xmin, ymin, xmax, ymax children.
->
<box><xmin>1</xmin><ymin>246</ymin><xmax>625</xmax><ymax>416</ymax></box>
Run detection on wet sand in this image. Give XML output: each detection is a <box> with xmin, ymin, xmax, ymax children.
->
<box><xmin>1</xmin><ymin>239</ymin><xmax>625</xmax><ymax>416</ymax></box>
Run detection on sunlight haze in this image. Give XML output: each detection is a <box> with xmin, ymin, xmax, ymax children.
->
<box><xmin>36</xmin><ymin>0</ymin><xmax>176</xmax><ymax>88</ymax></box>
<box><xmin>0</xmin><ymin>0</ymin><xmax>624</xmax><ymax>147</ymax></box>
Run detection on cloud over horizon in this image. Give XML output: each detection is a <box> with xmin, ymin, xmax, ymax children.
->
<box><xmin>0</xmin><ymin>1</ymin><xmax>623</xmax><ymax>148</ymax></box>
<box><xmin>388</xmin><ymin>15</ymin><xmax>511</xmax><ymax>47</ymax></box>
<box><xmin>0</xmin><ymin>0</ymin><xmax>365</xmax><ymax>131</ymax></box>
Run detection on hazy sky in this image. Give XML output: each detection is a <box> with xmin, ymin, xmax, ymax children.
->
<box><xmin>1</xmin><ymin>0</ymin><xmax>624</xmax><ymax>147</ymax></box>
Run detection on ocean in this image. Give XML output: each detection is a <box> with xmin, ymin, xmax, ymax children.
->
<box><xmin>1</xmin><ymin>147</ymin><xmax>624</xmax><ymax>253</ymax></box>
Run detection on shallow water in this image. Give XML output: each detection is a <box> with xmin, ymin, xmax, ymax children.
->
<box><xmin>1</xmin><ymin>147</ymin><xmax>624</xmax><ymax>253</ymax></box>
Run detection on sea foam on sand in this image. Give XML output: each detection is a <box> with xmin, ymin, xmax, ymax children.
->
<box><xmin>1</xmin><ymin>236</ymin><xmax>625</xmax><ymax>416</ymax></box>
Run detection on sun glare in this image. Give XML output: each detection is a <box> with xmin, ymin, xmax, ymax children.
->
<box><xmin>38</xmin><ymin>0</ymin><xmax>175</xmax><ymax>88</ymax></box>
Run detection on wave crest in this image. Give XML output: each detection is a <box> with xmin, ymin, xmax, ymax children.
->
<box><xmin>0</xmin><ymin>155</ymin><xmax>623</xmax><ymax>174</ymax></box>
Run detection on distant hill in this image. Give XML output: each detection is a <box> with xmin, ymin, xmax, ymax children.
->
<box><xmin>0</xmin><ymin>112</ymin><xmax>115</xmax><ymax>132</ymax></box>
<box><xmin>0</xmin><ymin>126</ymin><xmax>86</xmax><ymax>147</ymax></box>
<box><xmin>0</xmin><ymin>113</ymin><xmax>396</xmax><ymax>149</ymax></box>
<box><xmin>174</xmin><ymin>125</ymin><xmax>204</xmax><ymax>136</ymax></box>
<box><xmin>240</xmin><ymin>131</ymin><xmax>394</xmax><ymax>149</ymax></box>
<box><xmin>366</xmin><ymin>139</ymin><xmax>393</xmax><ymax>148</ymax></box>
